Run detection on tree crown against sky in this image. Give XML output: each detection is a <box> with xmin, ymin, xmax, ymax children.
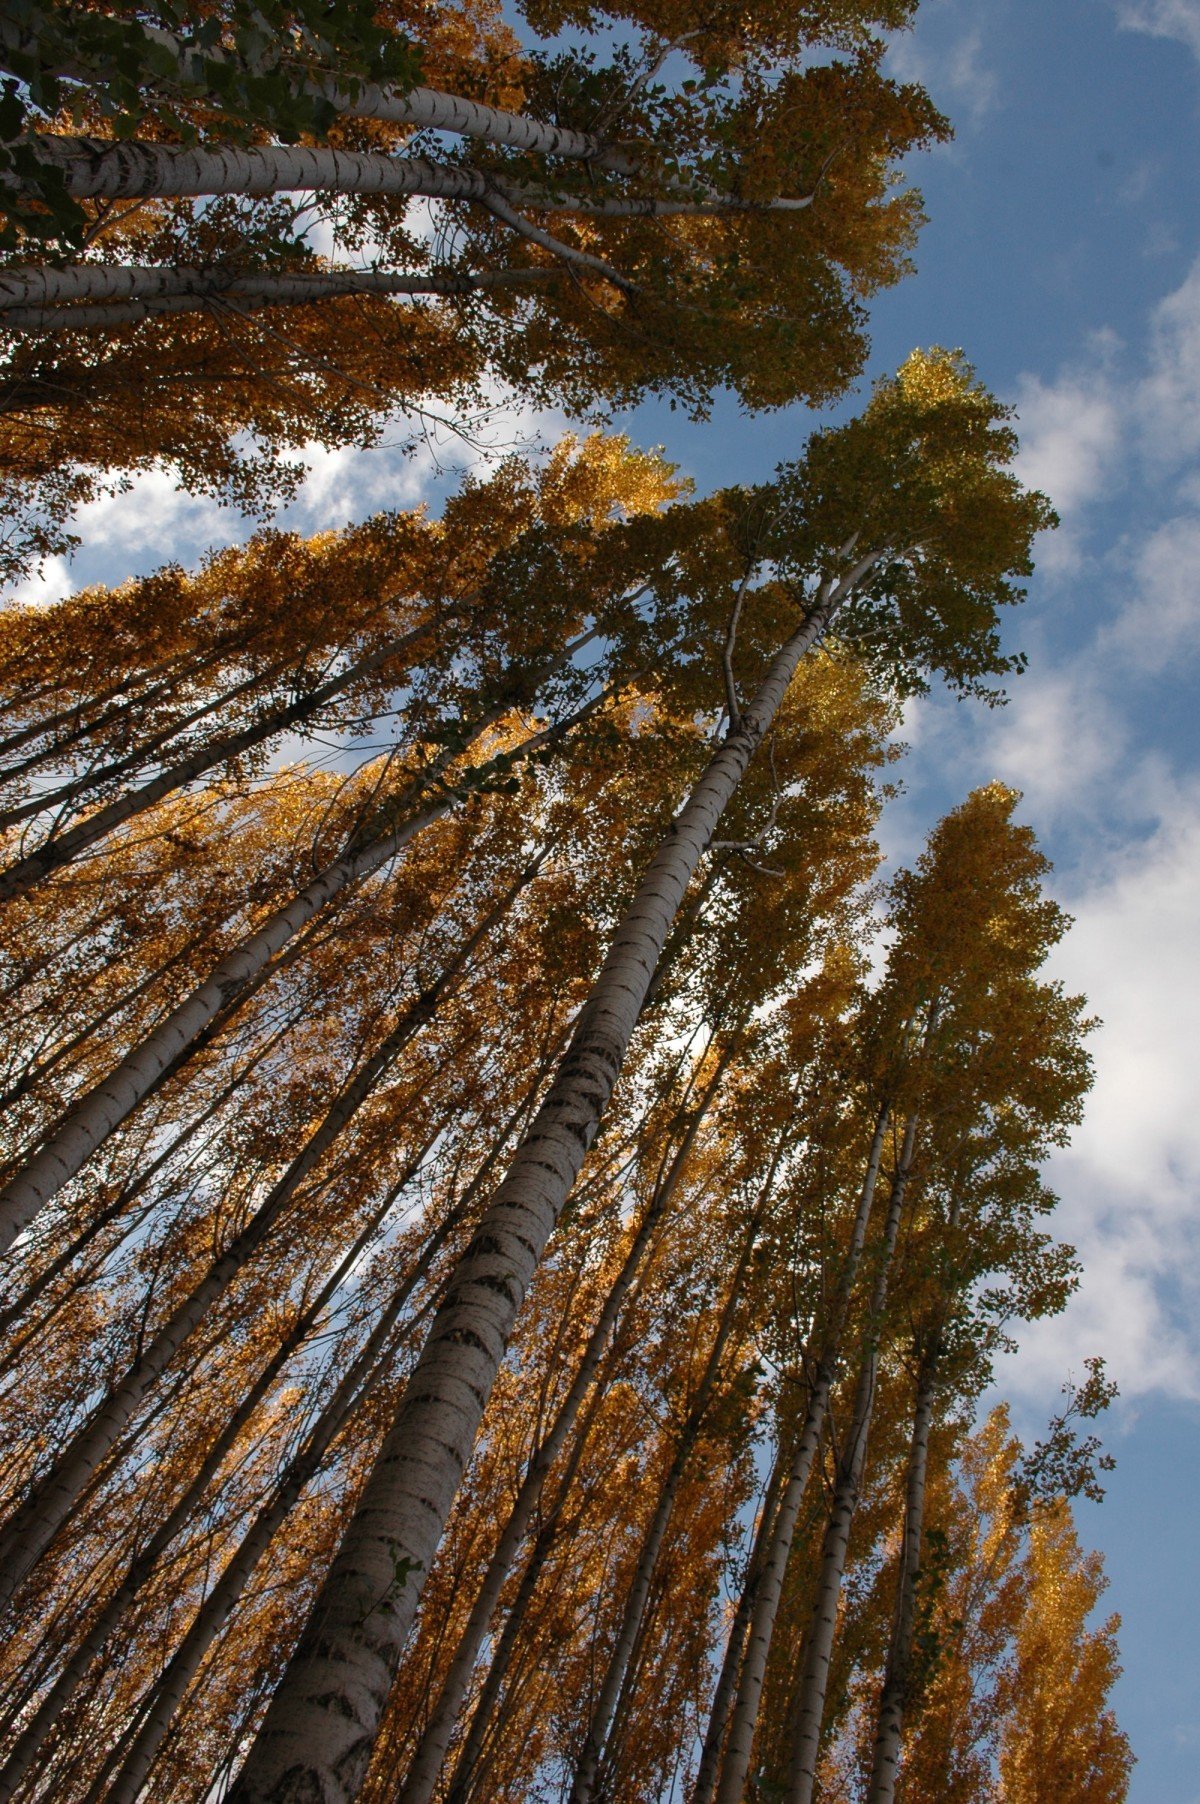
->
<box><xmin>0</xmin><ymin>0</ymin><xmax>948</xmax><ymax>585</ymax></box>
<box><xmin>0</xmin><ymin>3</ymin><xmax>1141</xmax><ymax>1797</ymax></box>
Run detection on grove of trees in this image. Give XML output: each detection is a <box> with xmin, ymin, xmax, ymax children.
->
<box><xmin>0</xmin><ymin>5</ymin><xmax>1133</xmax><ymax>1802</ymax></box>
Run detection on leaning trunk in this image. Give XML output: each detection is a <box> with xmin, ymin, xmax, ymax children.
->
<box><xmin>226</xmin><ymin>554</ymin><xmax>881</xmax><ymax>1804</ymax></box>
<box><xmin>398</xmin><ymin>1044</ymin><xmax>736</xmax><ymax>1804</ymax></box>
<box><xmin>711</xmin><ymin>1102</ymin><xmax>894</xmax><ymax>1804</ymax></box>
<box><xmin>863</xmin><ymin>1348</ymin><xmax>939</xmax><ymax>1804</ymax></box>
<box><xmin>0</xmin><ymin>859</ymin><xmax>537</xmax><ymax>1610</ymax></box>
<box><xmin>782</xmin><ymin>1117</ymin><xmax>921</xmax><ymax>1804</ymax></box>
<box><xmin>0</xmin><ymin>615</ymin><xmax>443</xmax><ymax>900</ymax></box>
<box><xmin>570</xmin><ymin>1187</ymin><xmax>773</xmax><ymax>1803</ymax></box>
<box><xmin>98</xmin><ymin>1266</ymin><xmax>425</xmax><ymax>1804</ymax></box>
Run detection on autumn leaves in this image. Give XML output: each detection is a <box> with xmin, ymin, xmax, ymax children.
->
<box><xmin>0</xmin><ymin>4</ymin><xmax>1129</xmax><ymax>1802</ymax></box>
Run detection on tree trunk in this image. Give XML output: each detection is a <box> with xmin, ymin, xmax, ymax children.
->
<box><xmin>0</xmin><ymin>922</ymin><xmax>211</xmax><ymax>1114</ymax></box>
<box><xmin>0</xmin><ymin>1002</ymin><xmax>305</xmax><ymax>1352</ymax></box>
<box><xmin>397</xmin><ymin>1043</ymin><xmax>737</xmax><ymax>1804</ymax></box>
<box><xmin>0</xmin><ymin>858</ymin><xmax>538</xmax><ymax>1611</ymax></box>
<box><xmin>569</xmin><ymin>1209</ymin><xmax>761</xmax><ymax>1804</ymax></box>
<box><xmin>782</xmin><ymin>1118</ymin><xmax>921</xmax><ymax>1804</ymax></box>
<box><xmin>0</xmin><ymin>267</ymin><xmax>559</xmax><ymax>333</ymax></box>
<box><xmin>0</xmin><ymin>1120</ymin><xmax>459</xmax><ymax>1799</ymax></box>
<box><xmin>17</xmin><ymin>133</ymin><xmax>813</xmax><ymax>216</ymax></box>
<box><xmin>0</xmin><ymin>800</ymin><xmax>447</xmax><ymax>1253</ymax></box>
<box><xmin>0</xmin><ymin>654</ymin><xmax>287</xmax><ymax>832</ymax></box>
<box><xmin>99</xmin><ymin>1265</ymin><xmax>426</xmax><ymax>1804</ymax></box>
<box><xmin>710</xmin><ymin>1102</ymin><xmax>894</xmax><ymax>1804</ymax></box>
<box><xmin>863</xmin><ymin>1350</ymin><xmax>939</xmax><ymax>1804</ymax></box>
<box><xmin>0</xmin><ymin>614</ymin><xmax>443</xmax><ymax>898</ymax></box>
<box><xmin>226</xmin><ymin>552</ymin><xmax>882</xmax><ymax>1804</ymax></box>
<box><xmin>690</xmin><ymin>1446</ymin><xmax>790</xmax><ymax>1804</ymax></box>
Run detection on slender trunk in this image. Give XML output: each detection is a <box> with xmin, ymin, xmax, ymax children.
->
<box><xmin>0</xmin><ymin>1004</ymin><xmax>304</xmax><ymax>1351</ymax></box>
<box><xmin>0</xmin><ymin>800</ymin><xmax>450</xmax><ymax>1253</ymax></box>
<box><xmin>0</xmin><ymin>1133</ymin><xmax>449</xmax><ymax>1797</ymax></box>
<box><xmin>100</xmin><ymin>1267</ymin><xmax>428</xmax><ymax>1804</ymax></box>
<box><xmin>0</xmin><ymin>614</ymin><xmax>442</xmax><ymax>897</ymax></box>
<box><xmin>0</xmin><ymin>640</ymin><xmax>212</xmax><ymax>768</ymax></box>
<box><xmin>783</xmin><ymin>1118</ymin><xmax>921</xmax><ymax>1804</ymax></box>
<box><xmin>863</xmin><ymin>1350</ymin><xmax>939</xmax><ymax>1804</ymax></box>
<box><xmin>397</xmin><ymin>1044</ymin><xmax>737</xmax><ymax>1804</ymax></box>
<box><xmin>690</xmin><ymin>1448</ymin><xmax>791</xmax><ymax>1804</ymax></box>
<box><xmin>0</xmin><ymin>267</ymin><xmax>560</xmax><ymax>333</ymax></box>
<box><xmin>710</xmin><ymin>1102</ymin><xmax>893</xmax><ymax>1804</ymax></box>
<box><xmin>443</xmin><ymin>1373</ymin><xmax>612</xmax><ymax>1804</ymax></box>
<box><xmin>781</xmin><ymin>1365</ymin><xmax>875</xmax><ymax>1804</ymax></box>
<box><xmin>18</xmin><ymin>133</ymin><xmax>813</xmax><ymax>216</ymax></box>
<box><xmin>227</xmin><ymin>553</ymin><xmax>881</xmax><ymax>1804</ymax></box>
<box><xmin>0</xmin><ymin>858</ymin><xmax>537</xmax><ymax>1611</ymax></box>
<box><xmin>570</xmin><ymin>1210</ymin><xmax>761</xmax><ymax>1804</ymax></box>
<box><xmin>0</xmin><ymin>648</ymin><xmax>611</xmax><ymax>1249</ymax></box>
<box><xmin>0</xmin><ymin>655</ymin><xmax>285</xmax><ymax>832</ymax></box>
<box><xmin>0</xmin><ymin>923</ymin><xmax>211</xmax><ymax>1114</ymax></box>
<box><xmin>0</xmin><ymin>15</ymin><xmax>636</xmax><ymax>167</ymax></box>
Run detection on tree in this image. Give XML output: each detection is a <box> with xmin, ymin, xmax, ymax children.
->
<box><xmin>216</xmin><ymin>353</ymin><xmax>1048</xmax><ymax>1801</ymax></box>
<box><xmin>0</xmin><ymin>0</ymin><xmax>946</xmax><ymax>584</ymax></box>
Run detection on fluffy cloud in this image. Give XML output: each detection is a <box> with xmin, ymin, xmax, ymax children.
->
<box><xmin>1001</xmin><ymin>787</ymin><xmax>1200</xmax><ymax>1405</ymax></box>
<box><xmin>885</xmin><ymin>12</ymin><xmax>997</xmax><ymax>128</ymax></box>
<box><xmin>1119</xmin><ymin>0</ymin><xmax>1200</xmax><ymax>56</ymax></box>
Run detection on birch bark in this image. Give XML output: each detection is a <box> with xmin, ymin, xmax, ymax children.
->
<box><xmin>690</xmin><ymin>1443</ymin><xmax>790</xmax><ymax>1804</ymax></box>
<box><xmin>711</xmin><ymin>1103</ymin><xmax>892</xmax><ymax>1804</ymax></box>
<box><xmin>101</xmin><ymin>1271</ymin><xmax>425</xmax><ymax>1804</ymax></box>
<box><xmin>0</xmin><ymin>615</ymin><xmax>443</xmax><ymax>900</ymax></box>
<box><xmin>17</xmin><ymin>135</ymin><xmax>814</xmax><ymax>216</ymax></box>
<box><xmin>569</xmin><ymin>1208</ymin><xmax>762</xmax><ymax>1804</ymax></box>
<box><xmin>397</xmin><ymin>1046</ymin><xmax>736</xmax><ymax>1804</ymax></box>
<box><xmin>863</xmin><ymin>1351</ymin><xmax>939</xmax><ymax>1804</ymax></box>
<box><xmin>0</xmin><ymin>861</ymin><xmax>536</xmax><ymax>1610</ymax></box>
<box><xmin>0</xmin><ymin>798</ymin><xmax>448</xmax><ymax>1253</ymax></box>
<box><xmin>782</xmin><ymin>1117</ymin><xmax>921</xmax><ymax>1804</ymax></box>
<box><xmin>226</xmin><ymin>551</ymin><xmax>882</xmax><ymax>1804</ymax></box>
<box><xmin>0</xmin><ymin>1127</ymin><xmax>450</xmax><ymax>1798</ymax></box>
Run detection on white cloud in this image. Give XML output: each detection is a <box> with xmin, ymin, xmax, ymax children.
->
<box><xmin>886</xmin><ymin>16</ymin><xmax>997</xmax><ymax>129</ymax></box>
<box><xmin>1104</xmin><ymin>512</ymin><xmax>1200</xmax><ymax>669</ymax></box>
<box><xmin>1140</xmin><ymin>257</ymin><xmax>1200</xmax><ymax>462</ymax></box>
<box><xmin>1011</xmin><ymin>367</ymin><xmax>1124</xmax><ymax>572</ymax></box>
<box><xmin>1119</xmin><ymin>0</ymin><xmax>1200</xmax><ymax>56</ymax></box>
<box><xmin>1002</xmin><ymin>788</ymin><xmax>1200</xmax><ymax>1406</ymax></box>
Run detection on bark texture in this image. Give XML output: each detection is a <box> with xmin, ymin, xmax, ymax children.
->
<box><xmin>225</xmin><ymin>559</ymin><xmax>877</xmax><ymax>1803</ymax></box>
<box><xmin>711</xmin><ymin>1102</ymin><xmax>892</xmax><ymax>1804</ymax></box>
<box><xmin>0</xmin><ymin>862</ymin><xmax>531</xmax><ymax>1609</ymax></box>
<box><xmin>863</xmin><ymin>1353</ymin><xmax>938</xmax><ymax>1804</ymax></box>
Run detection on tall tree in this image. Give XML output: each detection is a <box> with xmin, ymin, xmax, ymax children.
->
<box><xmin>0</xmin><ymin>0</ymin><xmax>944</xmax><ymax>583</ymax></box>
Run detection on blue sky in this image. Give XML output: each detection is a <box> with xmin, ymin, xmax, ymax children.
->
<box><xmin>16</xmin><ymin>2</ymin><xmax>1200</xmax><ymax>1792</ymax></box>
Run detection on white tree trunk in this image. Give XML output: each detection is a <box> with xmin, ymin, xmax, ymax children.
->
<box><xmin>863</xmin><ymin>1353</ymin><xmax>938</xmax><ymax>1804</ymax></box>
<box><xmin>21</xmin><ymin>134</ymin><xmax>815</xmax><ymax>216</ymax></box>
<box><xmin>225</xmin><ymin>554</ymin><xmax>882</xmax><ymax>1804</ymax></box>
<box><xmin>0</xmin><ymin>800</ymin><xmax>447</xmax><ymax>1253</ymax></box>
<box><xmin>0</xmin><ymin>617</ymin><xmax>440</xmax><ymax>897</ymax></box>
<box><xmin>397</xmin><ymin>1046</ymin><xmax>734</xmax><ymax>1804</ymax></box>
<box><xmin>0</xmin><ymin>862</ymin><xmax>534</xmax><ymax>1610</ymax></box>
<box><xmin>783</xmin><ymin>1116</ymin><xmax>921</xmax><ymax>1804</ymax></box>
<box><xmin>0</xmin><ymin>1125</ymin><xmax>454</xmax><ymax>1800</ymax></box>
<box><xmin>102</xmin><ymin>1260</ymin><xmax>422</xmax><ymax>1804</ymax></box>
<box><xmin>710</xmin><ymin>1103</ymin><xmax>891</xmax><ymax>1804</ymax></box>
<box><xmin>569</xmin><ymin>1208</ymin><xmax>760</xmax><ymax>1804</ymax></box>
<box><xmin>0</xmin><ymin>20</ymin><xmax>635</xmax><ymax>171</ymax></box>
<box><xmin>690</xmin><ymin>1445</ymin><xmax>790</xmax><ymax>1804</ymax></box>
<box><xmin>0</xmin><ymin>266</ymin><xmax>556</xmax><ymax>332</ymax></box>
